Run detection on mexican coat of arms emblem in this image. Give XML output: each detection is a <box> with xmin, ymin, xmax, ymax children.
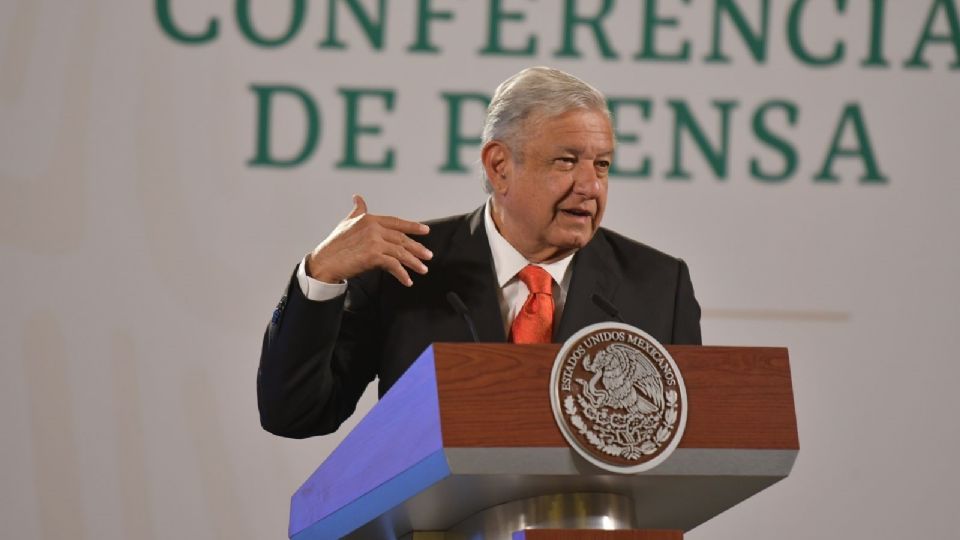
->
<box><xmin>549</xmin><ymin>323</ymin><xmax>688</xmax><ymax>473</ymax></box>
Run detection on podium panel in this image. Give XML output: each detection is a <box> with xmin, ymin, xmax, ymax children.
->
<box><xmin>289</xmin><ymin>344</ymin><xmax>798</xmax><ymax>540</ymax></box>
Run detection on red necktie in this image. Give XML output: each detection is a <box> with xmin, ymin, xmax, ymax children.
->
<box><xmin>510</xmin><ymin>265</ymin><xmax>554</xmax><ymax>344</ymax></box>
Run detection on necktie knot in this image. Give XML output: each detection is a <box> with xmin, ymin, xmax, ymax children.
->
<box><xmin>518</xmin><ymin>265</ymin><xmax>552</xmax><ymax>296</ymax></box>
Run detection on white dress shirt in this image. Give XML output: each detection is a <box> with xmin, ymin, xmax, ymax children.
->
<box><xmin>296</xmin><ymin>199</ymin><xmax>575</xmax><ymax>334</ymax></box>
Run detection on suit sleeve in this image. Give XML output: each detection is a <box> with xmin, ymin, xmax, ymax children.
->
<box><xmin>671</xmin><ymin>259</ymin><xmax>702</xmax><ymax>345</ymax></box>
<box><xmin>257</xmin><ymin>268</ymin><xmax>381</xmax><ymax>438</ymax></box>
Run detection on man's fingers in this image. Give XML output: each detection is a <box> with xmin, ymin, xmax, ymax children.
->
<box><xmin>374</xmin><ymin>240</ymin><xmax>428</xmax><ymax>276</ymax></box>
<box><xmin>405</xmin><ymin>238</ymin><xmax>434</xmax><ymax>262</ymax></box>
<box><xmin>347</xmin><ymin>194</ymin><xmax>368</xmax><ymax>219</ymax></box>
<box><xmin>378</xmin><ymin>254</ymin><xmax>413</xmax><ymax>287</ymax></box>
<box><xmin>390</xmin><ymin>243</ymin><xmax>429</xmax><ymax>275</ymax></box>
<box><xmin>382</xmin><ymin>229</ymin><xmax>433</xmax><ymax>261</ymax></box>
<box><xmin>376</xmin><ymin>214</ymin><xmax>429</xmax><ymax>235</ymax></box>
<box><xmin>322</xmin><ymin>196</ymin><xmax>431</xmax><ymax>286</ymax></box>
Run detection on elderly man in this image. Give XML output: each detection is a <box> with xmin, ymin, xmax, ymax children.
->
<box><xmin>258</xmin><ymin>67</ymin><xmax>701</xmax><ymax>438</ymax></box>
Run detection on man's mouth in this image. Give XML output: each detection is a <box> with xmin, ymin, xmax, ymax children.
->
<box><xmin>560</xmin><ymin>208</ymin><xmax>593</xmax><ymax>219</ymax></box>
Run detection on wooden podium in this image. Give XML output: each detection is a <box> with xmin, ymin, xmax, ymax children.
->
<box><xmin>287</xmin><ymin>344</ymin><xmax>798</xmax><ymax>539</ymax></box>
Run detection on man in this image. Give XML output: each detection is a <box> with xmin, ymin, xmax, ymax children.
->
<box><xmin>258</xmin><ymin>67</ymin><xmax>701</xmax><ymax>438</ymax></box>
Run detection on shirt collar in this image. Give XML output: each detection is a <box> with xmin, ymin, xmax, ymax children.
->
<box><xmin>483</xmin><ymin>198</ymin><xmax>574</xmax><ymax>288</ymax></box>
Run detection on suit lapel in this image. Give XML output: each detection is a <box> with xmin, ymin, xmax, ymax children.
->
<box><xmin>442</xmin><ymin>207</ymin><xmax>507</xmax><ymax>342</ymax></box>
<box><xmin>556</xmin><ymin>230</ymin><xmax>622</xmax><ymax>341</ymax></box>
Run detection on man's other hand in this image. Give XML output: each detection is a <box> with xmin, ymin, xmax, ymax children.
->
<box><xmin>305</xmin><ymin>195</ymin><xmax>433</xmax><ymax>287</ymax></box>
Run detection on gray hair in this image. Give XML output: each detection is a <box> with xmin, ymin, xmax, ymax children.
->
<box><xmin>480</xmin><ymin>66</ymin><xmax>611</xmax><ymax>193</ymax></box>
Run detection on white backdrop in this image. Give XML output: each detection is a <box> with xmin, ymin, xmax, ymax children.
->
<box><xmin>3</xmin><ymin>1</ymin><xmax>960</xmax><ymax>538</ymax></box>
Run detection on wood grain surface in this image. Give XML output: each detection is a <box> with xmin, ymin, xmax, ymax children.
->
<box><xmin>433</xmin><ymin>343</ymin><xmax>798</xmax><ymax>450</ymax></box>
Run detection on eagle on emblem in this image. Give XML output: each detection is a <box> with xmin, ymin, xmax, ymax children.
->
<box><xmin>580</xmin><ymin>343</ymin><xmax>664</xmax><ymax>415</ymax></box>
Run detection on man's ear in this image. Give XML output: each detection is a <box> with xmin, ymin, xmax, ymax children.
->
<box><xmin>481</xmin><ymin>141</ymin><xmax>512</xmax><ymax>194</ymax></box>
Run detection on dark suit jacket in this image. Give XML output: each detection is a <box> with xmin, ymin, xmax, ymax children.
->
<box><xmin>257</xmin><ymin>206</ymin><xmax>701</xmax><ymax>438</ymax></box>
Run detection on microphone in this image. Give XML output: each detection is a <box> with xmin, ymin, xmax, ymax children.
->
<box><xmin>591</xmin><ymin>293</ymin><xmax>624</xmax><ymax>323</ymax></box>
<box><xmin>446</xmin><ymin>291</ymin><xmax>480</xmax><ymax>342</ymax></box>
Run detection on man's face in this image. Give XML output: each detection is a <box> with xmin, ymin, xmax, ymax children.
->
<box><xmin>490</xmin><ymin>108</ymin><xmax>614</xmax><ymax>263</ymax></box>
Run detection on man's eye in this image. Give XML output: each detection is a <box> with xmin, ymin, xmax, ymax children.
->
<box><xmin>596</xmin><ymin>160</ymin><xmax>611</xmax><ymax>170</ymax></box>
<box><xmin>555</xmin><ymin>157</ymin><xmax>576</xmax><ymax>168</ymax></box>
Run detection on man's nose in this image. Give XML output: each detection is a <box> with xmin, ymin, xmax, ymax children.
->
<box><xmin>573</xmin><ymin>162</ymin><xmax>602</xmax><ymax>197</ymax></box>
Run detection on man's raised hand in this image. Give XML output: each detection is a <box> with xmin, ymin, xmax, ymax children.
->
<box><xmin>305</xmin><ymin>195</ymin><xmax>433</xmax><ymax>287</ymax></box>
